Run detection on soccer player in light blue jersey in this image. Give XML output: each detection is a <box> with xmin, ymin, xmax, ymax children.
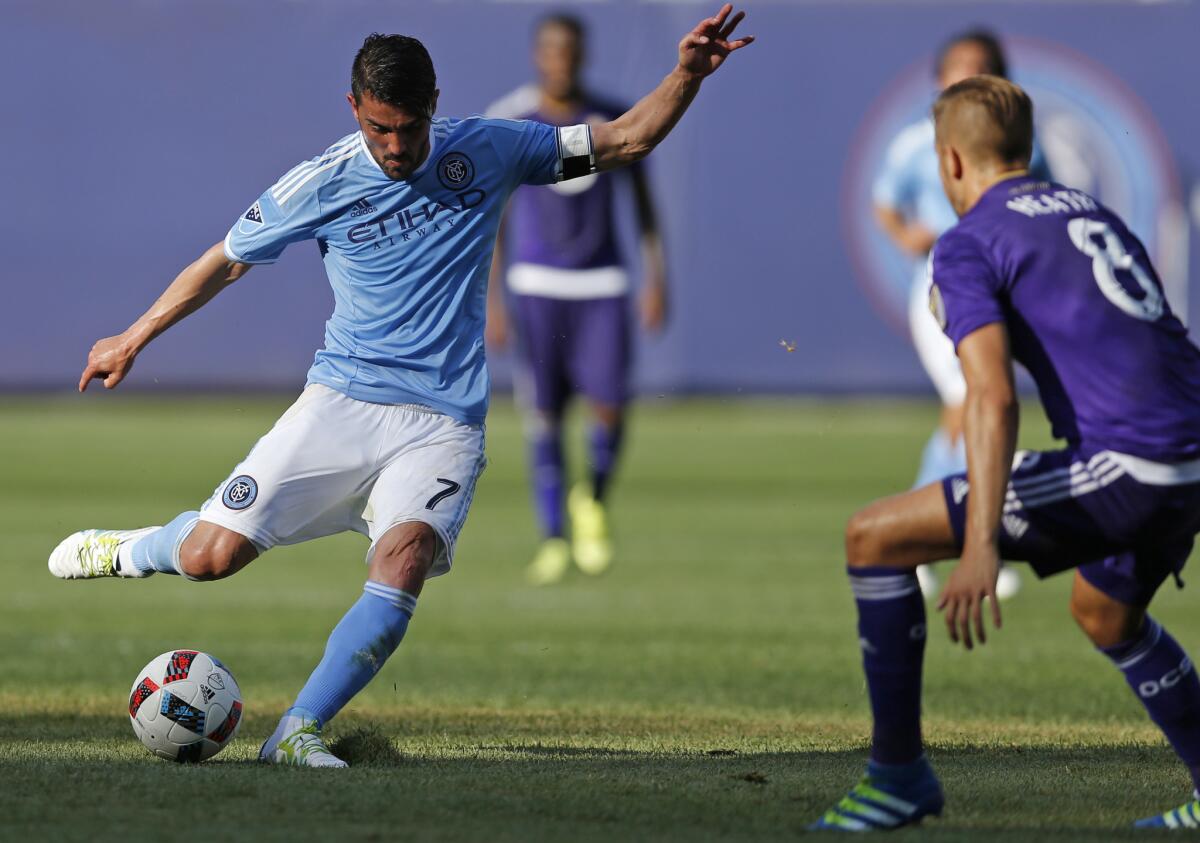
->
<box><xmin>48</xmin><ymin>7</ymin><xmax>753</xmax><ymax>768</ymax></box>
<box><xmin>873</xmin><ymin>30</ymin><xmax>1050</xmax><ymax>600</ymax></box>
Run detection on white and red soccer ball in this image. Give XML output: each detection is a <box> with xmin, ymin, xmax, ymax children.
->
<box><xmin>128</xmin><ymin>650</ymin><xmax>243</xmax><ymax>762</ymax></box>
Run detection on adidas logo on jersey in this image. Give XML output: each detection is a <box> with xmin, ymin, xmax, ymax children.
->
<box><xmin>350</xmin><ymin>197</ymin><xmax>377</xmax><ymax>218</ymax></box>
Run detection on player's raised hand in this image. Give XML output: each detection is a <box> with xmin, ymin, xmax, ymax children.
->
<box><xmin>678</xmin><ymin>4</ymin><xmax>754</xmax><ymax>79</ymax></box>
<box><xmin>79</xmin><ymin>334</ymin><xmax>138</xmax><ymax>392</ymax></box>
<box><xmin>937</xmin><ymin>542</ymin><xmax>1003</xmax><ymax>650</ymax></box>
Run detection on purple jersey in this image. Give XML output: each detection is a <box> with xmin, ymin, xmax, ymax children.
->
<box><xmin>932</xmin><ymin>177</ymin><xmax>1200</xmax><ymax>463</ymax></box>
<box><xmin>489</xmin><ymin>87</ymin><xmax>629</xmax><ymax>270</ymax></box>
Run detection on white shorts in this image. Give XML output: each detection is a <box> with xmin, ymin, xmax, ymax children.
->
<box><xmin>198</xmin><ymin>384</ymin><xmax>486</xmax><ymax>577</ymax></box>
<box><xmin>909</xmin><ymin>263</ymin><xmax>966</xmax><ymax>407</ymax></box>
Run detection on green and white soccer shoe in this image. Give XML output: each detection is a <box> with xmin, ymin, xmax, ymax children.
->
<box><xmin>1135</xmin><ymin>795</ymin><xmax>1200</xmax><ymax>829</ymax></box>
<box><xmin>260</xmin><ymin>713</ymin><xmax>348</xmax><ymax>769</ymax></box>
<box><xmin>47</xmin><ymin>527</ymin><xmax>158</xmax><ymax>579</ymax></box>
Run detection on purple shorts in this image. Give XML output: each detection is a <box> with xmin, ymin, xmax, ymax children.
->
<box><xmin>512</xmin><ymin>293</ymin><xmax>631</xmax><ymax>415</ymax></box>
<box><xmin>941</xmin><ymin>448</ymin><xmax>1200</xmax><ymax>606</ymax></box>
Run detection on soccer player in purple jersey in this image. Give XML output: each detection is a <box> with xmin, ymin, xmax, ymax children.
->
<box><xmin>814</xmin><ymin>76</ymin><xmax>1200</xmax><ymax>830</ymax></box>
<box><xmin>486</xmin><ymin>14</ymin><xmax>669</xmax><ymax>585</ymax></box>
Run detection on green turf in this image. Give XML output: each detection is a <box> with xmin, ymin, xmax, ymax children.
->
<box><xmin>0</xmin><ymin>394</ymin><xmax>1195</xmax><ymax>840</ymax></box>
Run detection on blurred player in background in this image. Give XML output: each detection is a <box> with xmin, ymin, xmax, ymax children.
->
<box><xmin>486</xmin><ymin>14</ymin><xmax>668</xmax><ymax>586</ymax></box>
<box><xmin>873</xmin><ymin>29</ymin><xmax>1051</xmax><ymax>600</ymax></box>
<box><xmin>815</xmin><ymin>76</ymin><xmax>1200</xmax><ymax>831</ymax></box>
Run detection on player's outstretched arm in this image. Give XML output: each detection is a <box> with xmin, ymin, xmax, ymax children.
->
<box><xmin>591</xmin><ymin>4</ymin><xmax>753</xmax><ymax>172</ymax></box>
<box><xmin>78</xmin><ymin>243</ymin><xmax>252</xmax><ymax>391</ymax></box>
<box><xmin>936</xmin><ymin>323</ymin><xmax>1018</xmax><ymax>649</ymax></box>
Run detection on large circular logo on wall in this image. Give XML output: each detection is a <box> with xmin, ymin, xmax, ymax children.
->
<box><xmin>842</xmin><ymin>37</ymin><xmax>1185</xmax><ymax>338</ymax></box>
<box><xmin>438</xmin><ymin>151</ymin><xmax>475</xmax><ymax>191</ymax></box>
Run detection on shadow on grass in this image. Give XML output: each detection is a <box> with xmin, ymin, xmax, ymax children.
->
<box><xmin>0</xmin><ymin>713</ymin><xmax>1188</xmax><ymax>840</ymax></box>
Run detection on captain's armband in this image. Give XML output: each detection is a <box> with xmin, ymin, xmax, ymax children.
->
<box><xmin>556</xmin><ymin>124</ymin><xmax>596</xmax><ymax>181</ymax></box>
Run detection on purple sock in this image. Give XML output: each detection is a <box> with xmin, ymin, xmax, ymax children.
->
<box><xmin>589</xmin><ymin>421</ymin><xmax>624</xmax><ymax>503</ymax></box>
<box><xmin>531</xmin><ymin>429</ymin><xmax>565</xmax><ymax>538</ymax></box>
<box><xmin>1100</xmin><ymin>617</ymin><xmax>1200</xmax><ymax>791</ymax></box>
<box><xmin>848</xmin><ymin>566</ymin><xmax>927</xmax><ymax>765</ymax></box>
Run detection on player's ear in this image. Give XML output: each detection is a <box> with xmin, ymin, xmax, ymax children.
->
<box><xmin>950</xmin><ymin>147</ymin><xmax>965</xmax><ymax>181</ymax></box>
<box><xmin>430</xmin><ymin>89</ymin><xmax>440</xmax><ymax>118</ymax></box>
<box><xmin>347</xmin><ymin>93</ymin><xmax>360</xmax><ymax>121</ymax></box>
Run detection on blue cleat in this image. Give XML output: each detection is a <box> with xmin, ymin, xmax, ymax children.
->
<box><xmin>1134</xmin><ymin>796</ymin><xmax>1200</xmax><ymax>829</ymax></box>
<box><xmin>810</xmin><ymin>758</ymin><xmax>944</xmax><ymax>832</ymax></box>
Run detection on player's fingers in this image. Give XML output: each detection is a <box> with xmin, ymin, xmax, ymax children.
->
<box><xmin>957</xmin><ymin>598</ymin><xmax>973</xmax><ymax>650</ymax></box>
<box><xmin>711</xmin><ymin>3</ymin><xmax>732</xmax><ymax>28</ymax></box>
<box><xmin>943</xmin><ymin>596</ymin><xmax>959</xmax><ymax>643</ymax></box>
<box><xmin>78</xmin><ymin>364</ymin><xmax>98</xmax><ymax>392</ymax></box>
<box><xmin>727</xmin><ymin>36</ymin><xmax>755</xmax><ymax>51</ymax></box>
<box><xmin>719</xmin><ymin>10</ymin><xmax>744</xmax><ymax>39</ymax></box>
<box><xmin>973</xmin><ymin>593</ymin><xmax>987</xmax><ymax>645</ymax></box>
<box><xmin>991</xmin><ymin>588</ymin><xmax>1003</xmax><ymax>630</ymax></box>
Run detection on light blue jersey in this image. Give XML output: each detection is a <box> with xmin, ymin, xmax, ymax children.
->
<box><xmin>225</xmin><ymin>117</ymin><xmax>595</xmax><ymax>425</ymax></box>
<box><xmin>873</xmin><ymin>117</ymin><xmax>1052</xmax><ymax>244</ymax></box>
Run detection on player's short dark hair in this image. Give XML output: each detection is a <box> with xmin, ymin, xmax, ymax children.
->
<box><xmin>535</xmin><ymin>12</ymin><xmax>586</xmax><ymax>45</ymax></box>
<box><xmin>933</xmin><ymin>75</ymin><xmax>1033</xmax><ymax>166</ymax></box>
<box><xmin>351</xmin><ymin>34</ymin><xmax>437</xmax><ymax>118</ymax></box>
<box><xmin>936</xmin><ymin>28</ymin><xmax>1008</xmax><ymax>79</ymax></box>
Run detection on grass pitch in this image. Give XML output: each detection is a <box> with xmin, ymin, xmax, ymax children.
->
<box><xmin>0</xmin><ymin>394</ymin><xmax>1194</xmax><ymax>840</ymax></box>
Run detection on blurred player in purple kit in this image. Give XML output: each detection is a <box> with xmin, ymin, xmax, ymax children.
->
<box><xmin>815</xmin><ymin>76</ymin><xmax>1200</xmax><ymax>830</ymax></box>
<box><xmin>486</xmin><ymin>13</ymin><xmax>668</xmax><ymax>585</ymax></box>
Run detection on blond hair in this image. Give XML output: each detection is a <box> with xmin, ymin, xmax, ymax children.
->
<box><xmin>933</xmin><ymin>75</ymin><xmax>1033</xmax><ymax>167</ymax></box>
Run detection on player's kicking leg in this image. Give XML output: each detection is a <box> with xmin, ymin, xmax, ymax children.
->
<box><xmin>1069</xmin><ymin>568</ymin><xmax>1200</xmax><ymax>829</ymax></box>
<box><xmin>810</xmin><ymin>483</ymin><xmax>955</xmax><ymax>831</ymax></box>
<box><xmin>259</xmin><ymin>520</ymin><xmax>434</xmax><ymax>769</ymax></box>
<box><xmin>49</xmin><ymin>519</ymin><xmax>258</xmax><ymax>580</ymax></box>
<box><xmin>257</xmin><ymin>401</ymin><xmax>486</xmax><ymax>768</ymax></box>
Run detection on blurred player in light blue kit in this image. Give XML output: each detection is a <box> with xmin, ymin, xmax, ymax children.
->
<box><xmin>47</xmin><ymin>8</ymin><xmax>753</xmax><ymax>768</ymax></box>
<box><xmin>486</xmin><ymin>14</ymin><xmax>669</xmax><ymax>585</ymax></box>
<box><xmin>874</xmin><ymin>30</ymin><xmax>1050</xmax><ymax>599</ymax></box>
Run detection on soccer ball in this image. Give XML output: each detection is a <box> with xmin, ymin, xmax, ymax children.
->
<box><xmin>128</xmin><ymin>649</ymin><xmax>243</xmax><ymax>762</ymax></box>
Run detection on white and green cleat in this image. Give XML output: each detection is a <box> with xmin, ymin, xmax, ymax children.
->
<box><xmin>568</xmin><ymin>483</ymin><xmax>613</xmax><ymax>576</ymax></box>
<box><xmin>48</xmin><ymin>527</ymin><xmax>158</xmax><ymax>579</ymax></box>
<box><xmin>1135</xmin><ymin>796</ymin><xmax>1200</xmax><ymax>829</ymax></box>
<box><xmin>260</xmin><ymin>714</ymin><xmax>348</xmax><ymax>769</ymax></box>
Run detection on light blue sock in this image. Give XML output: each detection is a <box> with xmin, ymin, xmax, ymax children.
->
<box><xmin>126</xmin><ymin>511</ymin><xmax>200</xmax><ymax>576</ymax></box>
<box><xmin>913</xmin><ymin>429</ymin><xmax>966</xmax><ymax>488</ymax></box>
<box><xmin>289</xmin><ymin>581</ymin><xmax>417</xmax><ymax>726</ymax></box>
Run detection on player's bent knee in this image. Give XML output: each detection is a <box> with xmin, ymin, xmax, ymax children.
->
<box><xmin>845</xmin><ymin>507</ymin><xmax>887</xmax><ymax>568</ymax></box>
<box><xmin>371</xmin><ymin>522</ymin><xmax>438</xmax><ymax>591</ymax></box>
<box><xmin>178</xmin><ymin>527</ymin><xmax>258</xmax><ymax>581</ymax></box>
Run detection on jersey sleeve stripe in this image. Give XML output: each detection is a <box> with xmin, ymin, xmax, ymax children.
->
<box><xmin>270</xmin><ymin>135</ymin><xmax>361</xmax><ymax>199</ymax></box>
<box><xmin>274</xmin><ymin>146</ymin><xmax>361</xmax><ymax>205</ymax></box>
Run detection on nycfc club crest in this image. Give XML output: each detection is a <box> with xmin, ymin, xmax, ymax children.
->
<box><xmin>222</xmin><ymin>475</ymin><xmax>258</xmax><ymax>510</ymax></box>
<box><xmin>437</xmin><ymin>151</ymin><xmax>475</xmax><ymax>191</ymax></box>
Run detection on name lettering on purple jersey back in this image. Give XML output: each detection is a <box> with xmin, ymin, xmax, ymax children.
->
<box><xmin>1006</xmin><ymin>189</ymin><xmax>1097</xmax><ymax>218</ymax></box>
